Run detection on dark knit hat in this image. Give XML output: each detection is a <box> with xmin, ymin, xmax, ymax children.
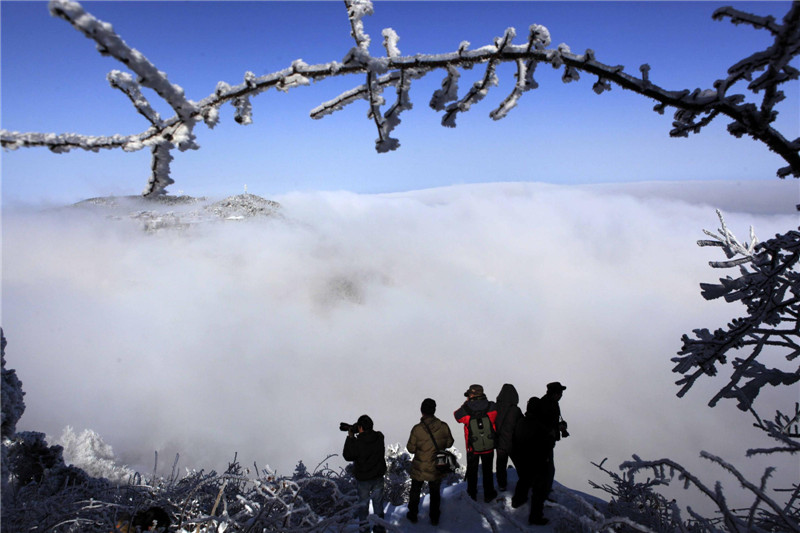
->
<box><xmin>421</xmin><ymin>398</ymin><xmax>436</xmax><ymax>416</ymax></box>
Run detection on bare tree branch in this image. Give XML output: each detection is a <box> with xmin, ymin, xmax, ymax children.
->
<box><xmin>2</xmin><ymin>0</ymin><xmax>798</xmax><ymax>196</ymax></box>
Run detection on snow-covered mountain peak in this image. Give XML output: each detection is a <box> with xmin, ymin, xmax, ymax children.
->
<box><xmin>69</xmin><ymin>192</ymin><xmax>282</xmax><ymax>231</ymax></box>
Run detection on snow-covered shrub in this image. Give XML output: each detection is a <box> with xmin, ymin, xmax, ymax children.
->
<box><xmin>384</xmin><ymin>443</ymin><xmax>413</xmax><ymax>505</ymax></box>
<box><xmin>6</xmin><ymin>431</ymin><xmax>68</xmax><ymax>487</ymax></box>
<box><xmin>1</xmin><ymin>328</ymin><xmax>24</xmax><ymax>504</ymax></box>
<box><xmin>292</xmin><ymin>457</ymin><xmax>356</xmax><ymax>517</ymax></box>
<box><xmin>589</xmin><ymin>458</ymin><xmax>686</xmax><ymax>533</ymax></box>
<box><xmin>1</xmin><ymin>328</ymin><xmax>25</xmax><ymax>439</ymax></box>
<box><xmin>57</xmin><ymin>426</ymin><xmax>136</xmax><ymax>484</ymax></box>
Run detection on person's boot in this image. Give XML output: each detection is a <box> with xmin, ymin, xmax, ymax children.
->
<box><xmin>529</xmin><ymin>515</ymin><xmax>549</xmax><ymax>526</ymax></box>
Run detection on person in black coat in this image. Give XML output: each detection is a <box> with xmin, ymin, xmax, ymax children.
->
<box><xmin>511</xmin><ymin>397</ymin><xmax>554</xmax><ymax>526</ymax></box>
<box><xmin>494</xmin><ymin>383</ymin><xmax>523</xmax><ymax>491</ymax></box>
<box><xmin>539</xmin><ymin>381</ymin><xmax>568</xmax><ymax>496</ymax></box>
<box><xmin>343</xmin><ymin>414</ymin><xmax>387</xmax><ymax>533</ymax></box>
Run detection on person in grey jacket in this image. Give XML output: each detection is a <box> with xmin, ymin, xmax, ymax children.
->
<box><xmin>405</xmin><ymin>398</ymin><xmax>454</xmax><ymax>526</ymax></box>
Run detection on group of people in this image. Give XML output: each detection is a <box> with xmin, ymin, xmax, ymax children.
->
<box><xmin>342</xmin><ymin>381</ymin><xmax>568</xmax><ymax>531</ymax></box>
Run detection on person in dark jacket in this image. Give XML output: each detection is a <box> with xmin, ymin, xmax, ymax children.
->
<box><xmin>539</xmin><ymin>381</ymin><xmax>568</xmax><ymax>497</ymax></box>
<box><xmin>454</xmin><ymin>384</ymin><xmax>498</xmax><ymax>502</ymax></box>
<box><xmin>511</xmin><ymin>397</ymin><xmax>554</xmax><ymax>526</ymax></box>
<box><xmin>343</xmin><ymin>414</ymin><xmax>387</xmax><ymax>533</ymax></box>
<box><xmin>406</xmin><ymin>398</ymin><xmax>455</xmax><ymax>526</ymax></box>
<box><xmin>494</xmin><ymin>383</ymin><xmax>523</xmax><ymax>491</ymax></box>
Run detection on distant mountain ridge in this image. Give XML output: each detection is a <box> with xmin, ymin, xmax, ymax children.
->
<box><xmin>72</xmin><ymin>192</ymin><xmax>281</xmax><ymax>232</ymax></box>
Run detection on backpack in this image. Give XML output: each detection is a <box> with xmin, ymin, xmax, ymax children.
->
<box><xmin>468</xmin><ymin>411</ymin><xmax>495</xmax><ymax>453</ymax></box>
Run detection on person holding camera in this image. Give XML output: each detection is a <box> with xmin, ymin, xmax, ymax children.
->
<box><xmin>454</xmin><ymin>384</ymin><xmax>498</xmax><ymax>502</ymax></box>
<box><xmin>342</xmin><ymin>415</ymin><xmax>387</xmax><ymax>533</ymax></box>
<box><xmin>539</xmin><ymin>381</ymin><xmax>568</xmax><ymax>498</ymax></box>
<box><xmin>511</xmin><ymin>396</ymin><xmax>553</xmax><ymax>526</ymax></box>
<box><xmin>405</xmin><ymin>398</ymin><xmax>455</xmax><ymax>526</ymax></box>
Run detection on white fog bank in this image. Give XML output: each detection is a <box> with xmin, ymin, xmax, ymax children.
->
<box><xmin>2</xmin><ymin>180</ymin><xmax>797</xmax><ymax>511</ymax></box>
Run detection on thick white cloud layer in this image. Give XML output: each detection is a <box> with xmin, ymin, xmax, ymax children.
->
<box><xmin>2</xmin><ymin>180</ymin><xmax>797</xmax><ymax>513</ymax></box>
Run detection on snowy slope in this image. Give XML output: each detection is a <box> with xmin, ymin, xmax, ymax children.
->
<box><xmin>333</xmin><ymin>468</ymin><xmax>609</xmax><ymax>533</ymax></box>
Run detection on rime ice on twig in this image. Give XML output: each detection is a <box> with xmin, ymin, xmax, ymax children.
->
<box><xmin>49</xmin><ymin>0</ymin><xmax>198</xmax><ymax>125</ymax></box>
<box><xmin>1</xmin><ymin>0</ymin><xmax>798</xmax><ymax>195</ymax></box>
<box><xmin>146</xmin><ymin>143</ymin><xmax>174</xmax><ymax>196</ymax></box>
<box><xmin>673</xmin><ymin>210</ymin><xmax>799</xmax><ymax>412</ymax></box>
<box><xmin>697</xmin><ymin>209</ymin><xmax>758</xmax><ymax>267</ymax></box>
<box><xmin>107</xmin><ymin>70</ymin><xmax>164</xmax><ymax>128</ymax></box>
<box><xmin>613</xmin><ymin>451</ymin><xmax>800</xmax><ymax>533</ymax></box>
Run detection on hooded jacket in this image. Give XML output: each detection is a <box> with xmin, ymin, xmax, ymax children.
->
<box><xmin>454</xmin><ymin>395</ymin><xmax>498</xmax><ymax>454</ymax></box>
<box><xmin>343</xmin><ymin>429</ymin><xmax>387</xmax><ymax>481</ymax></box>
<box><xmin>407</xmin><ymin>415</ymin><xmax>455</xmax><ymax>482</ymax></box>
<box><xmin>494</xmin><ymin>384</ymin><xmax>523</xmax><ymax>454</ymax></box>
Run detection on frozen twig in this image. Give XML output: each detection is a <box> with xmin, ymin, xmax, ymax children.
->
<box><xmin>2</xmin><ymin>0</ymin><xmax>798</xmax><ymax>196</ymax></box>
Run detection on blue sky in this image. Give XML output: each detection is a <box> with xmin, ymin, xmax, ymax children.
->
<box><xmin>2</xmin><ymin>1</ymin><xmax>798</xmax><ymax>203</ymax></box>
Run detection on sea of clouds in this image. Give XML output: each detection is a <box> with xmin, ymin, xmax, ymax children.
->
<box><xmin>2</xmin><ymin>179</ymin><xmax>797</xmax><ymax>513</ymax></box>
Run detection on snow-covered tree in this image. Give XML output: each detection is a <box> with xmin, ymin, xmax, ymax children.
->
<box><xmin>675</xmin><ymin>211</ymin><xmax>799</xmax><ymax>413</ymax></box>
<box><xmin>1</xmin><ymin>0</ymin><xmax>798</xmax><ymax>195</ymax></box>
<box><xmin>56</xmin><ymin>426</ymin><xmax>136</xmax><ymax>484</ymax></box>
<box><xmin>1</xmin><ymin>329</ymin><xmax>25</xmax><ymax>441</ymax></box>
<box><xmin>618</xmin><ymin>211</ymin><xmax>799</xmax><ymax>532</ymax></box>
<box><xmin>589</xmin><ymin>210</ymin><xmax>798</xmax><ymax>531</ymax></box>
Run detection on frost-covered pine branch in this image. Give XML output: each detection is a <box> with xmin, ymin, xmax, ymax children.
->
<box><xmin>2</xmin><ymin>0</ymin><xmax>798</xmax><ymax>196</ymax></box>
<box><xmin>697</xmin><ymin>209</ymin><xmax>758</xmax><ymax>268</ymax></box>
<box><xmin>604</xmin><ymin>209</ymin><xmax>798</xmax><ymax>533</ymax></box>
<box><xmin>618</xmin><ymin>452</ymin><xmax>800</xmax><ymax>533</ymax></box>
<box><xmin>588</xmin><ymin>458</ymin><xmax>686</xmax><ymax>533</ymax></box>
<box><xmin>673</xmin><ymin>211</ymin><xmax>799</xmax><ymax>412</ymax></box>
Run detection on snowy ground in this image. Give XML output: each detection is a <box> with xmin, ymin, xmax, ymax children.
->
<box><xmin>334</xmin><ymin>471</ymin><xmax>604</xmax><ymax>533</ymax></box>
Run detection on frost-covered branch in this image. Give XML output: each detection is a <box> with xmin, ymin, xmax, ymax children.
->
<box><xmin>107</xmin><ymin>70</ymin><xmax>164</xmax><ymax>128</ymax></box>
<box><xmin>2</xmin><ymin>0</ymin><xmax>799</xmax><ymax>196</ymax></box>
<box><xmin>748</xmin><ymin>405</ymin><xmax>800</xmax><ymax>455</ymax></box>
<box><xmin>619</xmin><ymin>453</ymin><xmax>800</xmax><ymax>533</ymax></box>
<box><xmin>589</xmin><ymin>458</ymin><xmax>687</xmax><ymax>532</ymax></box>
<box><xmin>647</xmin><ymin>208</ymin><xmax>800</xmax><ymax>532</ymax></box>
<box><xmin>673</xmin><ymin>211</ymin><xmax>800</xmax><ymax>411</ymax></box>
<box><xmin>48</xmin><ymin>0</ymin><xmax>198</xmax><ymax>125</ymax></box>
<box><xmin>697</xmin><ymin>210</ymin><xmax>758</xmax><ymax>268</ymax></box>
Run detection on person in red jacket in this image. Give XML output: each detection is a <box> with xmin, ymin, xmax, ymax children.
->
<box><xmin>454</xmin><ymin>384</ymin><xmax>498</xmax><ymax>502</ymax></box>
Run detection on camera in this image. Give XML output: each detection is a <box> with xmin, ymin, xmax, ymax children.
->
<box><xmin>339</xmin><ymin>422</ymin><xmax>359</xmax><ymax>432</ymax></box>
<box><xmin>559</xmin><ymin>420</ymin><xmax>569</xmax><ymax>438</ymax></box>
